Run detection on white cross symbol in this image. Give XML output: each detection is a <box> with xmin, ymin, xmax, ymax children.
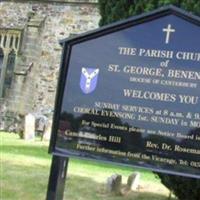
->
<box><xmin>162</xmin><ymin>24</ymin><xmax>175</xmax><ymax>44</ymax></box>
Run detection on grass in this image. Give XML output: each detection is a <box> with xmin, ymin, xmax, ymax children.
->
<box><xmin>0</xmin><ymin>132</ymin><xmax>176</xmax><ymax>200</ymax></box>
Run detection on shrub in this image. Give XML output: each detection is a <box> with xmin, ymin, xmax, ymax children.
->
<box><xmin>156</xmin><ymin>173</ymin><xmax>200</xmax><ymax>200</ymax></box>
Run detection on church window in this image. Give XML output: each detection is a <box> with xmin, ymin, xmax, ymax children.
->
<box><xmin>0</xmin><ymin>48</ymin><xmax>4</xmax><ymax>77</ymax></box>
<box><xmin>0</xmin><ymin>29</ymin><xmax>22</xmax><ymax>97</ymax></box>
<box><xmin>15</xmin><ymin>37</ymin><xmax>19</xmax><ymax>49</ymax></box>
<box><xmin>3</xmin><ymin>50</ymin><xmax>16</xmax><ymax>97</ymax></box>
<box><xmin>3</xmin><ymin>35</ymin><xmax>7</xmax><ymax>48</ymax></box>
<box><xmin>10</xmin><ymin>36</ymin><xmax>13</xmax><ymax>48</ymax></box>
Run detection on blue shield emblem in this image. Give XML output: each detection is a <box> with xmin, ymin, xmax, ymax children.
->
<box><xmin>80</xmin><ymin>68</ymin><xmax>99</xmax><ymax>94</ymax></box>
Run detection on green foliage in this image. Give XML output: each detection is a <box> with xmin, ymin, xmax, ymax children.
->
<box><xmin>99</xmin><ymin>0</ymin><xmax>200</xmax><ymax>26</ymax></box>
<box><xmin>156</xmin><ymin>173</ymin><xmax>200</xmax><ymax>200</ymax></box>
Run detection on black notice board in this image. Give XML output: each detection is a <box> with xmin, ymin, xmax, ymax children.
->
<box><xmin>49</xmin><ymin>6</ymin><xmax>200</xmax><ymax>179</ymax></box>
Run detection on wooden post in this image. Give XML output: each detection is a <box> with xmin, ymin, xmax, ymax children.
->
<box><xmin>46</xmin><ymin>155</ymin><xmax>69</xmax><ymax>200</ymax></box>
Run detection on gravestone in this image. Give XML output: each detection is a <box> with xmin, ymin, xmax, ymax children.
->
<box><xmin>43</xmin><ymin>119</ymin><xmax>52</xmax><ymax>141</ymax></box>
<box><xmin>37</xmin><ymin>116</ymin><xmax>46</xmax><ymax>133</ymax></box>
<box><xmin>106</xmin><ymin>174</ymin><xmax>122</xmax><ymax>194</ymax></box>
<box><xmin>127</xmin><ymin>172</ymin><xmax>140</xmax><ymax>191</ymax></box>
<box><xmin>24</xmin><ymin>113</ymin><xmax>35</xmax><ymax>140</ymax></box>
<box><xmin>35</xmin><ymin>115</ymin><xmax>48</xmax><ymax>139</ymax></box>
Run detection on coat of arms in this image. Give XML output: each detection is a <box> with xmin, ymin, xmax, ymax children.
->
<box><xmin>80</xmin><ymin>67</ymin><xmax>99</xmax><ymax>94</ymax></box>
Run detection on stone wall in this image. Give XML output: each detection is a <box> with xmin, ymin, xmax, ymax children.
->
<box><xmin>0</xmin><ymin>0</ymin><xmax>100</xmax><ymax>128</ymax></box>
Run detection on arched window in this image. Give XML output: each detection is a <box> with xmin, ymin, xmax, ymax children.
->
<box><xmin>3</xmin><ymin>50</ymin><xmax>16</xmax><ymax>97</ymax></box>
<box><xmin>0</xmin><ymin>29</ymin><xmax>22</xmax><ymax>98</ymax></box>
<box><xmin>10</xmin><ymin>36</ymin><xmax>13</xmax><ymax>48</ymax></box>
<box><xmin>3</xmin><ymin>35</ymin><xmax>7</xmax><ymax>48</ymax></box>
<box><xmin>0</xmin><ymin>48</ymin><xmax>4</xmax><ymax>77</ymax></box>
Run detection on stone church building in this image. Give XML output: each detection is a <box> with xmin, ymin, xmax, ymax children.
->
<box><xmin>0</xmin><ymin>0</ymin><xmax>100</xmax><ymax>131</ymax></box>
